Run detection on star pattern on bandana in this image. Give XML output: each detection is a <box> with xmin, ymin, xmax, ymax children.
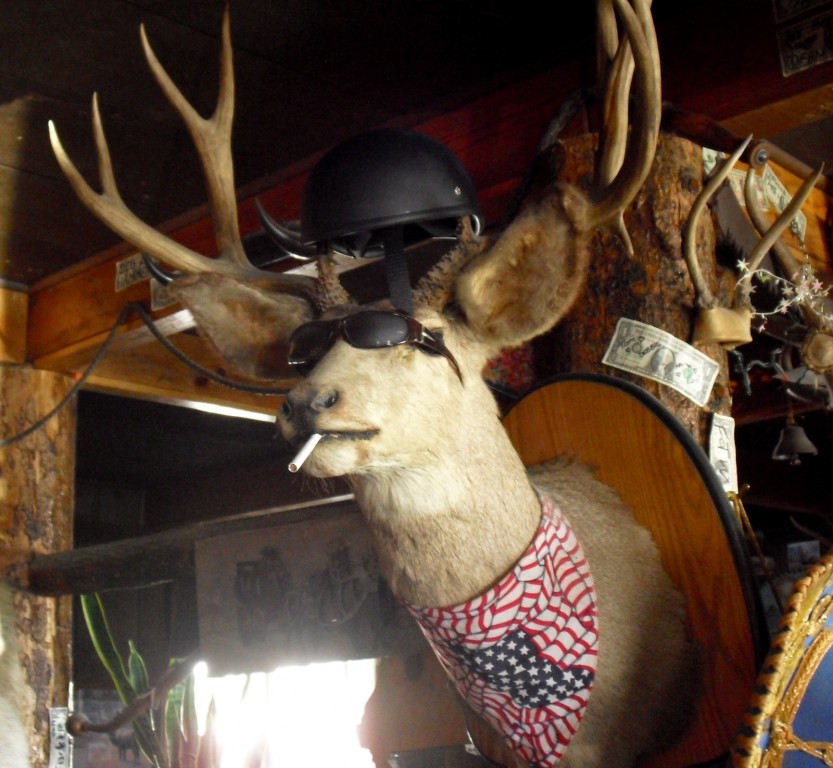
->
<box><xmin>453</xmin><ymin>627</ymin><xmax>594</xmax><ymax>708</ymax></box>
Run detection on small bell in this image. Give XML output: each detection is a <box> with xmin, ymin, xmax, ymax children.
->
<box><xmin>772</xmin><ymin>414</ymin><xmax>818</xmax><ymax>466</ymax></box>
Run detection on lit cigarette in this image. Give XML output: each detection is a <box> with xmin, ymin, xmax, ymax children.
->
<box><xmin>288</xmin><ymin>433</ymin><xmax>322</xmax><ymax>473</ymax></box>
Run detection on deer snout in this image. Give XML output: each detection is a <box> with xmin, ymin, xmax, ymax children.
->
<box><xmin>280</xmin><ymin>385</ymin><xmax>339</xmax><ymax>435</ymax></box>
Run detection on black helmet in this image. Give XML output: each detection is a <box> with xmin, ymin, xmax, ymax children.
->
<box><xmin>300</xmin><ymin>128</ymin><xmax>482</xmax><ymax>257</ymax></box>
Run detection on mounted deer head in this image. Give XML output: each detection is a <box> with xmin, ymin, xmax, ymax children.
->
<box><xmin>50</xmin><ymin>4</ymin><xmax>705</xmax><ymax>767</ymax></box>
<box><xmin>49</xmin><ymin>0</ymin><xmax>659</xmax><ymax>384</ymax></box>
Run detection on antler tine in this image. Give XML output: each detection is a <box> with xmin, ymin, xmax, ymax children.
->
<box><xmin>743</xmin><ymin>165</ymin><xmax>800</xmax><ymax>279</ymax></box>
<box><xmin>49</xmin><ymin>112</ymin><xmax>317</xmax><ymax>295</ymax></box>
<box><xmin>682</xmin><ymin>135</ymin><xmax>752</xmax><ymax>310</ymax></box>
<box><xmin>739</xmin><ymin>162</ymin><xmax>824</xmax><ymax>304</ymax></box>
<box><xmin>595</xmin><ymin>0</ymin><xmax>654</xmax><ymax>253</ymax></box>
<box><xmin>48</xmin><ymin>10</ymin><xmax>318</xmax><ymax>299</ymax></box>
<box><xmin>742</xmin><ymin>162</ymin><xmax>827</xmax><ymax>323</ymax></box>
<box><xmin>586</xmin><ymin>0</ymin><xmax>660</xmax><ymax>237</ymax></box>
<box><xmin>595</xmin><ymin>0</ymin><xmax>620</xmax><ymax>87</ymax></box>
<box><xmin>139</xmin><ymin>10</ymin><xmax>244</xmax><ymax>267</ymax></box>
<box><xmin>597</xmin><ymin>39</ymin><xmax>632</xmax><ymax>183</ymax></box>
<box><xmin>596</xmin><ymin>35</ymin><xmax>635</xmax><ymax>251</ymax></box>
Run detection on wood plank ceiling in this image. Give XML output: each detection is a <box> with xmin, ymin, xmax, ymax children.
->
<box><xmin>3</xmin><ymin>0</ymin><xmax>833</xmax><ymax>525</ymax></box>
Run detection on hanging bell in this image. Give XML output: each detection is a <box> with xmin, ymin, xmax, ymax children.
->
<box><xmin>772</xmin><ymin>423</ymin><xmax>818</xmax><ymax>466</ymax></box>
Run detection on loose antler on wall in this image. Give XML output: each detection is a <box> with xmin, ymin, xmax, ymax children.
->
<box><xmin>684</xmin><ymin>138</ymin><xmax>829</xmax><ymax>359</ymax></box>
<box><xmin>684</xmin><ymin>135</ymin><xmax>754</xmax><ymax>349</ymax></box>
<box><xmin>741</xmin><ymin>163</ymin><xmax>833</xmax><ymax>399</ymax></box>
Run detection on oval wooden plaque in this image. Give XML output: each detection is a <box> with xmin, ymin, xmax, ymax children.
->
<box><xmin>501</xmin><ymin>374</ymin><xmax>768</xmax><ymax>768</ymax></box>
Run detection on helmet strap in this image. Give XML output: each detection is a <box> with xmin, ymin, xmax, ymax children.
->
<box><xmin>380</xmin><ymin>226</ymin><xmax>414</xmax><ymax>314</ymax></box>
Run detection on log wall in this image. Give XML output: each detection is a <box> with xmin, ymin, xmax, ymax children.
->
<box><xmin>1</xmin><ymin>366</ymin><xmax>75</xmax><ymax>766</ymax></box>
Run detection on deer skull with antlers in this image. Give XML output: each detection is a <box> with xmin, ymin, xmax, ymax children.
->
<box><xmin>49</xmin><ymin>2</ymin><xmax>702</xmax><ymax>766</ymax></box>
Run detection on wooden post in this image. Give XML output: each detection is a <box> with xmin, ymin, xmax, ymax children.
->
<box><xmin>1</xmin><ymin>364</ymin><xmax>75</xmax><ymax>767</ymax></box>
<box><xmin>535</xmin><ymin>132</ymin><xmax>733</xmax><ymax>444</ymax></box>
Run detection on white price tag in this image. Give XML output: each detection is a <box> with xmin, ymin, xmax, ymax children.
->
<box><xmin>48</xmin><ymin>707</ymin><xmax>72</xmax><ymax>768</ymax></box>
<box><xmin>709</xmin><ymin>413</ymin><xmax>738</xmax><ymax>494</ymax></box>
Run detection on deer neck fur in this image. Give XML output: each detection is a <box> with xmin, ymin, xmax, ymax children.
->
<box><xmin>350</xmin><ymin>410</ymin><xmax>541</xmax><ymax>609</ymax></box>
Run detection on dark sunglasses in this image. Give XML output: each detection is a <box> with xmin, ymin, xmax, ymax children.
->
<box><xmin>288</xmin><ymin>310</ymin><xmax>463</xmax><ymax>383</ymax></box>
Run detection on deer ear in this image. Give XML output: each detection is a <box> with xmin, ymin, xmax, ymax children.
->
<box><xmin>455</xmin><ymin>189</ymin><xmax>593</xmax><ymax>350</ymax></box>
<box><xmin>168</xmin><ymin>273</ymin><xmax>315</xmax><ymax>380</ymax></box>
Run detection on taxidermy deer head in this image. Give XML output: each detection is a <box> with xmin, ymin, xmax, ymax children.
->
<box><xmin>50</xmin><ymin>4</ymin><xmax>704</xmax><ymax>768</ymax></box>
<box><xmin>47</xmin><ymin>0</ymin><xmax>660</xmax><ymax>594</ymax></box>
<box><xmin>49</xmin><ymin>0</ymin><xmax>659</xmax><ymax>388</ymax></box>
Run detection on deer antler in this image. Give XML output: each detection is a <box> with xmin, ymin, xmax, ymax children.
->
<box><xmin>455</xmin><ymin>0</ymin><xmax>660</xmax><ymax>350</ymax></box>
<box><xmin>594</xmin><ymin>0</ymin><xmax>655</xmax><ymax>253</ymax></box>
<box><xmin>740</xmin><ymin>162</ymin><xmax>824</xmax><ymax>306</ymax></box>
<box><xmin>586</xmin><ymin>0</ymin><xmax>660</xmax><ymax>233</ymax></box>
<box><xmin>683</xmin><ymin>135</ymin><xmax>752</xmax><ymax>312</ymax></box>
<box><xmin>742</xmin><ymin>162</ymin><xmax>833</xmax><ymax>381</ymax></box>
<box><xmin>48</xmin><ymin>9</ymin><xmax>317</xmax><ymax>300</ymax></box>
<box><xmin>687</xmin><ymin>142</ymin><xmax>823</xmax><ymax>350</ymax></box>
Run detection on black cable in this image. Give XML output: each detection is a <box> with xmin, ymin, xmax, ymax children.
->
<box><xmin>1</xmin><ymin>302</ymin><xmax>290</xmax><ymax>448</ymax></box>
<box><xmin>1</xmin><ymin>304</ymin><xmax>134</xmax><ymax>448</ymax></box>
<box><xmin>129</xmin><ymin>303</ymin><xmax>289</xmax><ymax>396</ymax></box>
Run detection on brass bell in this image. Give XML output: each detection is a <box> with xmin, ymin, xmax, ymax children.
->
<box><xmin>772</xmin><ymin>418</ymin><xmax>818</xmax><ymax>466</ymax></box>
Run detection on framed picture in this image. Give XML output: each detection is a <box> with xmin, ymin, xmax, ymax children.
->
<box><xmin>196</xmin><ymin>509</ymin><xmax>425</xmax><ymax>675</ymax></box>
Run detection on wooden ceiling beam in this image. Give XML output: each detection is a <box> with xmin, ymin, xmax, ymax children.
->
<box><xmin>80</xmin><ymin>334</ymin><xmax>286</xmax><ymax>419</ymax></box>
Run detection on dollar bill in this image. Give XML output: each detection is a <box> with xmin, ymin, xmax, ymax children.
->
<box><xmin>762</xmin><ymin>164</ymin><xmax>806</xmax><ymax>241</ymax></box>
<box><xmin>602</xmin><ymin>318</ymin><xmax>720</xmax><ymax>407</ymax></box>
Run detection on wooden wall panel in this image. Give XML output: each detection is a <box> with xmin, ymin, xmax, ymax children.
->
<box><xmin>0</xmin><ymin>285</ymin><xmax>26</xmax><ymax>363</ymax></box>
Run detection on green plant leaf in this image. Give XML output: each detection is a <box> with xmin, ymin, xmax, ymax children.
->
<box><xmin>79</xmin><ymin>593</ymin><xmax>164</xmax><ymax>766</ymax></box>
<box><xmin>128</xmin><ymin>640</ymin><xmax>150</xmax><ymax>697</ymax></box>
<box><xmin>79</xmin><ymin>594</ymin><xmax>132</xmax><ymax>703</ymax></box>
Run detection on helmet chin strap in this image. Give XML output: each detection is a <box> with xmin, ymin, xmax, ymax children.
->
<box><xmin>380</xmin><ymin>225</ymin><xmax>414</xmax><ymax>314</ymax></box>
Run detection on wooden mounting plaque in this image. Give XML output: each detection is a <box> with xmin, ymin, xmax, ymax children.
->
<box><xmin>501</xmin><ymin>373</ymin><xmax>769</xmax><ymax>768</ymax></box>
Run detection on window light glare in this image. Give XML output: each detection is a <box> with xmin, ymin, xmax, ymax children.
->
<box><xmin>192</xmin><ymin>658</ymin><xmax>377</xmax><ymax>767</ymax></box>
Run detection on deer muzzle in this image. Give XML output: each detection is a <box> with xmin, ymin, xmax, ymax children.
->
<box><xmin>279</xmin><ymin>385</ymin><xmax>339</xmax><ymax>440</ymax></box>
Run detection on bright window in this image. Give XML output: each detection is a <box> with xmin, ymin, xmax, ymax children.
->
<box><xmin>193</xmin><ymin>659</ymin><xmax>377</xmax><ymax>768</ymax></box>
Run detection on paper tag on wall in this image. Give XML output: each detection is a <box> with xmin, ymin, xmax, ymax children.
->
<box><xmin>48</xmin><ymin>707</ymin><xmax>72</xmax><ymax>768</ymax></box>
<box><xmin>150</xmin><ymin>277</ymin><xmax>178</xmax><ymax>311</ymax></box>
<box><xmin>708</xmin><ymin>413</ymin><xmax>738</xmax><ymax>494</ymax></box>
<box><xmin>602</xmin><ymin>318</ymin><xmax>720</xmax><ymax>407</ymax></box>
<box><xmin>114</xmin><ymin>252</ymin><xmax>150</xmax><ymax>292</ymax></box>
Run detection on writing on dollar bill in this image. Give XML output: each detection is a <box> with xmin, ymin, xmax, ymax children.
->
<box><xmin>602</xmin><ymin>318</ymin><xmax>720</xmax><ymax>407</ymax></box>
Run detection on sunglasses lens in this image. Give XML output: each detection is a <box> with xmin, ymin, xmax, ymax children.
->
<box><xmin>343</xmin><ymin>311</ymin><xmax>410</xmax><ymax>348</ymax></box>
<box><xmin>288</xmin><ymin>321</ymin><xmax>334</xmax><ymax>367</ymax></box>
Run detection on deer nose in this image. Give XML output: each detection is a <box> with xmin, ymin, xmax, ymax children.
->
<box><xmin>281</xmin><ymin>387</ymin><xmax>339</xmax><ymax>423</ymax></box>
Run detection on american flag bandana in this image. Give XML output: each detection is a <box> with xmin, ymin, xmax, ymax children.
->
<box><xmin>403</xmin><ymin>495</ymin><xmax>598</xmax><ymax>768</ymax></box>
